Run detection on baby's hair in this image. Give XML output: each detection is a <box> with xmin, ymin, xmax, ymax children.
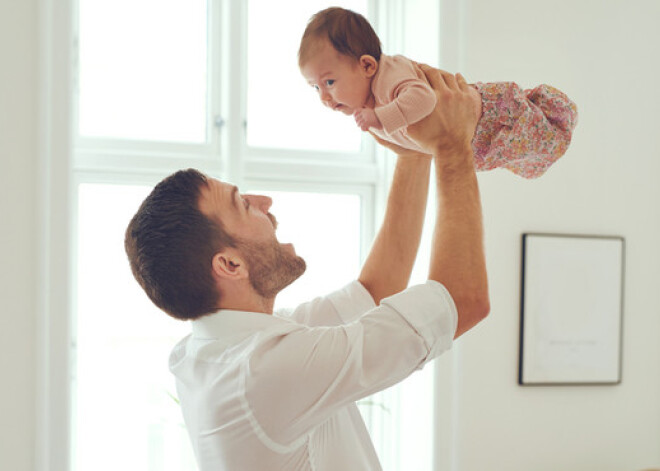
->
<box><xmin>298</xmin><ymin>7</ymin><xmax>382</xmax><ymax>67</ymax></box>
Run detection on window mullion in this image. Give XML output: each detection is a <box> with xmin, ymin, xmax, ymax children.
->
<box><xmin>217</xmin><ymin>0</ymin><xmax>247</xmax><ymax>186</ymax></box>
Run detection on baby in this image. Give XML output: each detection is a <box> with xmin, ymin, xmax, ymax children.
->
<box><xmin>298</xmin><ymin>7</ymin><xmax>578</xmax><ymax>178</ymax></box>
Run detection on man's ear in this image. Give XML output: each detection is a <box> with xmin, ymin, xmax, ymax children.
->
<box><xmin>211</xmin><ymin>249</ymin><xmax>248</xmax><ymax>281</ymax></box>
<box><xmin>358</xmin><ymin>54</ymin><xmax>378</xmax><ymax>78</ymax></box>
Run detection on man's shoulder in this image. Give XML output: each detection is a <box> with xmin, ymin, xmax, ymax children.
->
<box><xmin>279</xmin><ymin>280</ymin><xmax>375</xmax><ymax>327</ymax></box>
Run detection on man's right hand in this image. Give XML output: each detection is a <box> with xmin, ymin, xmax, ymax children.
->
<box><xmin>415</xmin><ymin>66</ymin><xmax>490</xmax><ymax>339</ymax></box>
<box><xmin>406</xmin><ymin>66</ymin><xmax>481</xmax><ymax>160</ymax></box>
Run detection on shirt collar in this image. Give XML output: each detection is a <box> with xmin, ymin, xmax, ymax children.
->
<box><xmin>191</xmin><ymin>309</ymin><xmax>293</xmax><ymax>341</ymax></box>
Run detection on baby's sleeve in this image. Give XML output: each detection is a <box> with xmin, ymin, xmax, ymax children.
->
<box><xmin>371</xmin><ymin>56</ymin><xmax>438</xmax><ymax>135</ymax></box>
<box><xmin>375</xmin><ymin>80</ymin><xmax>437</xmax><ymax>135</ymax></box>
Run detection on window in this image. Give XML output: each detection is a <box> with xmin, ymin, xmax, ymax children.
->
<box><xmin>246</xmin><ymin>0</ymin><xmax>363</xmax><ymax>153</ymax></box>
<box><xmin>74</xmin><ymin>183</ymin><xmax>197</xmax><ymax>470</ymax></box>
<box><xmin>60</xmin><ymin>1</ymin><xmax>440</xmax><ymax>470</ymax></box>
<box><xmin>77</xmin><ymin>0</ymin><xmax>209</xmax><ymax>142</ymax></box>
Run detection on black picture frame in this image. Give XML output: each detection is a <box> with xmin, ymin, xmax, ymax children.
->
<box><xmin>518</xmin><ymin>233</ymin><xmax>625</xmax><ymax>386</ymax></box>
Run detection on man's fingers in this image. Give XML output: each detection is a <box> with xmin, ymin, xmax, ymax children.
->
<box><xmin>418</xmin><ymin>64</ymin><xmax>445</xmax><ymax>90</ymax></box>
<box><xmin>419</xmin><ymin>64</ymin><xmax>470</xmax><ymax>93</ymax></box>
<box><xmin>455</xmin><ymin>73</ymin><xmax>469</xmax><ymax>91</ymax></box>
<box><xmin>370</xmin><ymin>132</ymin><xmax>394</xmax><ymax>148</ymax></box>
<box><xmin>419</xmin><ymin>64</ymin><xmax>460</xmax><ymax>91</ymax></box>
<box><xmin>442</xmin><ymin>71</ymin><xmax>459</xmax><ymax>90</ymax></box>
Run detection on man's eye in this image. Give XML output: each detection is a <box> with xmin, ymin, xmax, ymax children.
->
<box><xmin>243</xmin><ymin>198</ymin><xmax>250</xmax><ymax>210</ymax></box>
<box><xmin>325</xmin><ymin>79</ymin><xmax>335</xmax><ymax>86</ymax></box>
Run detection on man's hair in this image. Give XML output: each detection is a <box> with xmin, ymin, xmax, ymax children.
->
<box><xmin>298</xmin><ymin>7</ymin><xmax>382</xmax><ymax>67</ymax></box>
<box><xmin>124</xmin><ymin>168</ymin><xmax>236</xmax><ymax>320</ymax></box>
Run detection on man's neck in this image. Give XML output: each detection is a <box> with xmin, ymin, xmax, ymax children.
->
<box><xmin>217</xmin><ymin>295</ymin><xmax>275</xmax><ymax>315</ymax></box>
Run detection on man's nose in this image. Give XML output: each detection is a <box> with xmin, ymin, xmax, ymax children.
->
<box><xmin>248</xmin><ymin>195</ymin><xmax>272</xmax><ymax>213</ymax></box>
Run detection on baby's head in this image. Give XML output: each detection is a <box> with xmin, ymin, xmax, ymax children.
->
<box><xmin>299</xmin><ymin>7</ymin><xmax>382</xmax><ymax>115</ymax></box>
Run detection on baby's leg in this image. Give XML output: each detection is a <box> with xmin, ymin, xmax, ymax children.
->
<box><xmin>468</xmin><ymin>85</ymin><xmax>483</xmax><ymax>123</ymax></box>
<box><xmin>471</xmin><ymin>82</ymin><xmax>578</xmax><ymax>178</ymax></box>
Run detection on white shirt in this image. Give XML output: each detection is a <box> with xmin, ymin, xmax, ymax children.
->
<box><xmin>169</xmin><ymin>280</ymin><xmax>457</xmax><ymax>471</ymax></box>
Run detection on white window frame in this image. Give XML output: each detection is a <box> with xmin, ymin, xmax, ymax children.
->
<box><xmin>36</xmin><ymin>0</ymin><xmax>464</xmax><ymax>470</ymax></box>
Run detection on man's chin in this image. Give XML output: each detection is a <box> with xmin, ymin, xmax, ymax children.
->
<box><xmin>242</xmin><ymin>238</ymin><xmax>306</xmax><ymax>298</ymax></box>
<box><xmin>284</xmin><ymin>244</ymin><xmax>306</xmax><ymax>278</ymax></box>
<box><xmin>276</xmin><ymin>251</ymin><xmax>307</xmax><ymax>292</ymax></box>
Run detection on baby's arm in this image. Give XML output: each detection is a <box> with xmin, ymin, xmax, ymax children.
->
<box><xmin>354</xmin><ymin>108</ymin><xmax>382</xmax><ymax>131</ymax></box>
<box><xmin>357</xmin><ymin>80</ymin><xmax>481</xmax><ymax>135</ymax></box>
<box><xmin>374</xmin><ymin>79</ymin><xmax>437</xmax><ymax>135</ymax></box>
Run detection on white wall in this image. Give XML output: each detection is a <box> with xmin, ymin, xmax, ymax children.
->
<box><xmin>453</xmin><ymin>0</ymin><xmax>660</xmax><ymax>470</ymax></box>
<box><xmin>0</xmin><ymin>0</ymin><xmax>37</xmax><ymax>470</ymax></box>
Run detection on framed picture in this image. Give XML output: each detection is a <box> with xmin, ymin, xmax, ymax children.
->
<box><xmin>518</xmin><ymin>233</ymin><xmax>625</xmax><ymax>386</ymax></box>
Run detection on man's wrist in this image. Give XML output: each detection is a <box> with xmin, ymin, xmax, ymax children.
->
<box><xmin>433</xmin><ymin>145</ymin><xmax>475</xmax><ymax>170</ymax></box>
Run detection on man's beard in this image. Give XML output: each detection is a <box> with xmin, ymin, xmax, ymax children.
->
<box><xmin>239</xmin><ymin>238</ymin><xmax>306</xmax><ymax>299</ymax></box>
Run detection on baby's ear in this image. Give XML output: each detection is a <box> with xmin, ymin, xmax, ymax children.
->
<box><xmin>359</xmin><ymin>55</ymin><xmax>378</xmax><ymax>78</ymax></box>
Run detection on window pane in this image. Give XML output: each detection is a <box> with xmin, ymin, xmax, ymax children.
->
<box><xmin>249</xmin><ymin>189</ymin><xmax>362</xmax><ymax>309</ymax></box>
<box><xmin>74</xmin><ymin>184</ymin><xmax>197</xmax><ymax>471</ymax></box>
<box><xmin>246</xmin><ymin>0</ymin><xmax>367</xmax><ymax>152</ymax></box>
<box><xmin>78</xmin><ymin>0</ymin><xmax>208</xmax><ymax>142</ymax></box>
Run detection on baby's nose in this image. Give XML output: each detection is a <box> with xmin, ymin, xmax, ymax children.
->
<box><xmin>320</xmin><ymin>91</ymin><xmax>332</xmax><ymax>106</ymax></box>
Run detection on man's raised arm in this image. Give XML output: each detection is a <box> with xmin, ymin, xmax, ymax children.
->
<box><xmin>408</xmin><ymin>68</ymin><xmax>490</xmax><ymax>338</ymax></box>
<box><xmin>358</xmin><ymin>146</ymin><xmax>431</xmax><ymax>305</ymax></box>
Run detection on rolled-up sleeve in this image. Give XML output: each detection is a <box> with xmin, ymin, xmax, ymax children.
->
<box><xmin>245</xmin><ymin>280</ymin><xmax>457</xmax><ymax>446</ymax></box>
<box><xmin>380</xmin><ymin>280</ymin><xmax>457</xmax><ymax>369</ymax></box>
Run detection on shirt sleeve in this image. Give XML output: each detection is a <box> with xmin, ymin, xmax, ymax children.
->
<box><xmin>277</xmin><ymin>280</ymin><xmax>376</xmax><ymax>327</ymax></box>
<box><xmin>375</xmin><ymin>81</ymin><xmax>437</xmax><ymax>135</ymax></box>
<box><xmin>244</xmin><ymin>280</ymin><xmax>457</xmax><ymax>446</ymax></box>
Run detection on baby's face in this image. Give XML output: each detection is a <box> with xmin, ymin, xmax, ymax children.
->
<box><xmin>300</xmin><ymin>39</ymin><xmax>373</xmax><ymax>115</ymax></box>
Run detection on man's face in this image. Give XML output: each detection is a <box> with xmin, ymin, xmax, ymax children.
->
<box><xmin>300</xmin><ymin>39</ymin><xmax>373</xmax><ymax>115</ymax></box>
<box><xmin>198</xmin><ymin>178</ymin><xmax>306</xmax><ymax>297</ymax></box>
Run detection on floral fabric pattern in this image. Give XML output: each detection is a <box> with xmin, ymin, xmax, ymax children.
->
<box><xmin>472</xmin><ymin>82</ymin><xmax>578</xmax><ymax>178</ymax></box>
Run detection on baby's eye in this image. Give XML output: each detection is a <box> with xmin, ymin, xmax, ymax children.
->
<box><xmin>311</xmin><ymin>84</ymin><xmax>320</xmax><ymax>91</ymax></box>
<box><xmin>325</xmin><ymin>79</ymin><xmax>335</xmax><ymax>86</ymax></box>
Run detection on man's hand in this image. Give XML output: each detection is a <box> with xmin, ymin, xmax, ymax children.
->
<box><xmin>354</xmin><ymin>108</ymin><xmax>383</xmax><ymax>131</ymax></box>
<box><xmin>417</xmin><ymin>66</ymin><xmax>489</xmax><ymax>339</ymax></box>
<box><xmin>370</xmin><ymin>132</ymin><xmax>432</xmax><ymax>159</ymax></box>
<box><xmin>407</xmin><ymin>66</ymin><xmax>481</xmax><ymax>158</ymax></box>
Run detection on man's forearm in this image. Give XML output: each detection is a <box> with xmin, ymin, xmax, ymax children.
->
<box><xmin>359</xmin><ymin>155</ymin><xmax>431</xmax><ymax>304</ymax></box>
<box><xmin>429</xmin><ymin>151</ymin><xmax>489</xmax><ymax>338</ymax></box>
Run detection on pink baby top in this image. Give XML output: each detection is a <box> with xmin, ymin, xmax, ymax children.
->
<box><xmin>369</xmin><ymin>54</ymin><xmax>578</xmax><ymax>179</ymax></box>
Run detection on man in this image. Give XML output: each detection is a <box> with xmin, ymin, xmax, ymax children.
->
<box><xmin>125</xmin><ymin>67</ymin><xmax>489</xmax><ymax>470</ymax></box>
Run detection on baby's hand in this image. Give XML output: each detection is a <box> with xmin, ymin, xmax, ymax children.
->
<box><xmin>354</xmin><ymin>108</ymin><xmax>382</xmax><ymax>131</ymax></box>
